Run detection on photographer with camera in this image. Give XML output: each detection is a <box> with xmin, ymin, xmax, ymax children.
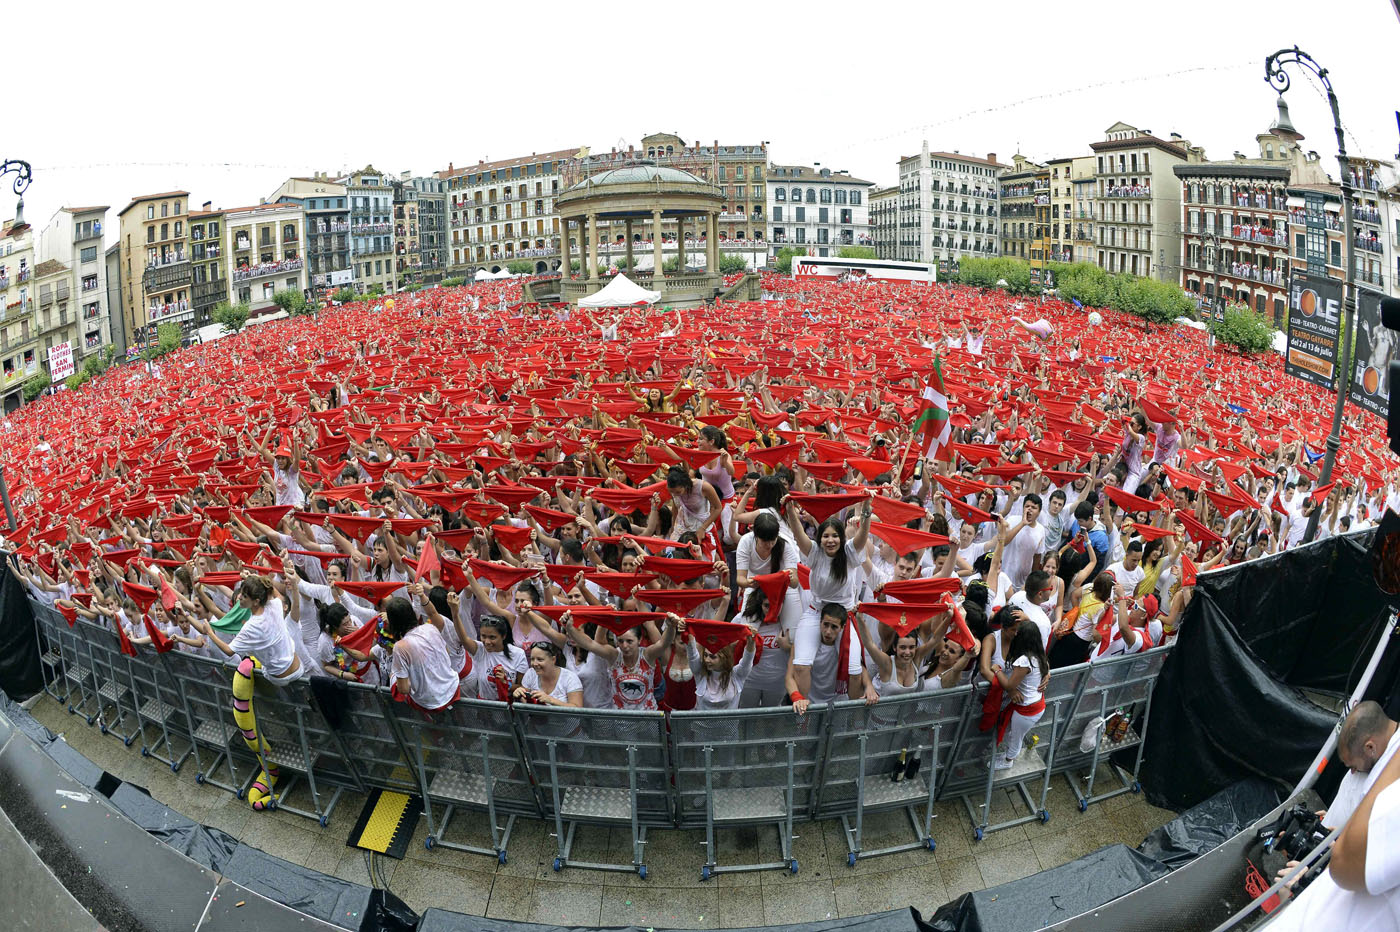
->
<box><xmin>1266</xmin><ymin>702</ymin><xmax>1400</xmax><ymax>930</ymax></box>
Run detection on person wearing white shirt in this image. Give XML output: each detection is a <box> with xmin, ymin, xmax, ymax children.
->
<box><xmin>1105</xmin><ymin>543</ymin><xmax>1146</xmax><ymax>596</ymax></box>
<box><xmin>999</xmin><ymin>496</ymin><xmax>1045</xmax><ymax>589</ymax></box>
<box><xmin>199</xmin><ymin>578</ymin><xmax>306</xmax><ymax>683</ymax></box>
<box><xmin>1327</xmin><ymin>703</ymin><xmax>1400</xmax><ymax>831</ymax></box>
<box><xmin>1007</xmin><ymin>570</ymin><xmax>1054</xmax><ymax>649</ymax></box>
<box><xmin>383</xmin><ymin>596</ymin><xmax>461</xmax><ymax>712</ymax></box>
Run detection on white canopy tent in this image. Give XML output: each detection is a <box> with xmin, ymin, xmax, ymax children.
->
<box><xmin>577</xmin><ymin>273</ymin><xmax>662</xmax><ymax>308</ymax></box>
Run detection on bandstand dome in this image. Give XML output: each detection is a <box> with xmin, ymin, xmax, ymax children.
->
<box><xmin>567</xmin><ymin>164</ymin><xmax>707</xmax><ymax>190</ymax></box>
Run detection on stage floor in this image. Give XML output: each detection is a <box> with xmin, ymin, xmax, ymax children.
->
<box><xmin>27</xmin><ymin>694</ymin><xmax>1174</xmax><ymax>928</ymax></box>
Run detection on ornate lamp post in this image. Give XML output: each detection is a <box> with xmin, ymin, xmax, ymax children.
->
<box><xmin>1265</xmin><ymin>47</ymin><xmax>1357</xmax><ymax>544</ymax></box>
<box><xmin>0</xmin><ymin>158</ymin><xmax>31</xmax><ymax>195</ymax></box>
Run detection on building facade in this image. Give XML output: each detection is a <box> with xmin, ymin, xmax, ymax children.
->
<box><xmin>1071</xmin><ymin>166</ymin><xmax>1097</xmax><ymax>264</ymax></box>
<box><xmin>37</xmin><ymin>206</ymin><xmax>110</xmax><ymax>362</ymax></box>
<box><xmin>1347</xmin><ymin>156</ymin><xmax>1399</xmax><ymax>298</ymax></box>
<box><xmin>104</xmin><ymin>243</ymin><xmax>125</xmax><ymax>357</ymax></box>
<box><xmin>269</xmin><ymin>176</ymin><xmax>351</xmax><ymax>300</ymax></box>
<box><xmin>440</xmin><ymin>148</ymin><xmax>574</xmax><ymax>275</ymax></box>
<box><xmin>116</xmin><ymin>191</ymin><xmax>193</xmax><ymax>339</ymax></box>
<box><xmin>393</xmin><ymin>177</ymin><xmax>420</xmax><ymax>284</ymax></box>
<box><xmin>766</xmin><ymin>165</ymin><xmax>873</xmax><ymax>258</ymax></box>
<box><xmin>999</xmin><ymin>154</ymin><xmax>1045</xmax><ymax>263</ymax></box>
<box><xmin>341</xmin><ymin>166</ymin><xmax>395</xmax><ymax>293</ymax></box>
<box><xmin>895</xmin><ymin>143</ymin><xmax>1004</xmax><ymax>270</ymax></box>
<box><xmin>188</xmin><ymin>206</ymin><xmax>227</xmax><ymax>325</ymax></box>
<box><xmin>0</xmin><ymin>206</ymin><xmax>37</xmax><ymax>411</ymax></box>
<box><xmin>222</xmin><ymin>203</ymin><xmax>307</xmax><ymax>315</ymax></box>
<box><xmin>411</xmin><ymin>176</ymin><xmax>447</xmax><ymax>284</ymax></box>
<box><xmin>870</xmin><ymin>186</ymin><xmax>898</xmax><ymax>260</ymax></box>
<box><xmin>1091</xmin><ymin>123</ymin><xmax>1203</xmax><ymax>282</ymax></box>
<box><xmin>1046</xmin><ymin>157</ymin><xmax>1094</xmax><ymax>265</ymax></box>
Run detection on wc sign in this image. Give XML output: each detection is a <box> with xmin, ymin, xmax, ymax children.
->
<box><xmin>47</xmin><ymin>341</ymin><xmax>74</xmax><ymax>380</ymax></box>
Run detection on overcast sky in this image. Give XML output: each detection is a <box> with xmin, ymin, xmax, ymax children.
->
<box><xmin>12</xmin><ymin>1</ymin><xmax>1399</xmax><ymax>238</ymax></box>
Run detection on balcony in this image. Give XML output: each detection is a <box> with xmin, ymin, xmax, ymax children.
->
<box><xmin>232</xmin><ymin>257</ymin><xmax>304</xmax><ymax>282</ymax></box>
<box><xmin>1104</xmin><ymin>185</ymin><xmax>1151</xmax><ymax>198</ymax></box>
<box><xmin>74</xmin><ymin>222</ymin><xmax>103</xmax><ymax>243</ymax></box>
<box><xmin>313</xmin><ymin>222</ymin><xmax>350</xmax><ymax>235</ymax></box>
<box><xmin>352</xmin><ymin>222</ymin><xmax>392</xmax><ymax>235</ymax></box>
<box><xmin>143</xmin><ymin>261</ymin><xmax>193</xmax><ymax>292</ymax></box>
<box><xmin>0</xmin><ymin>276</ymin><xmax>7</xmax><ymax>290</ymax></box>
<box><xmin>234</xmin><ymin>238</ymin><xmax>252</xmax><ymax>251</ymax></box>
<box><xmin>147</xmin><ymin>299</ymin><xmax>191</xmax><ymax>320</ymax></box>
<box><xmin>1357</xmin><ymin>269</ymin><xmax>1386</xmax><ymax>289</ymax></box>
<box><xmin>83</xmin><ymin>304</ymin><xmax>102</xmax><ymax>320</ymax></box>
<box><xmin>1183</xmin><ymin>258</ymin><xmax>1287</xmax><ymax>286</ymax></box>
<box><xmin>16</xmin><ymin>269</ymin><xmax>30</xmax><ymax>283</ymax></box>
<box><xmin>56</xmin><ymin>282</ymin><xmax>69</xmax><ymax>302</ymax></box>
<box><xmin>146</xmin><ymin>253</ymin><xmax>188</xmax><ymax>269</ymax></box>
<box><xmin>1355</xmin><ymin>236</ymin><xmax>1384</xmax><ymax>255</ymax></box>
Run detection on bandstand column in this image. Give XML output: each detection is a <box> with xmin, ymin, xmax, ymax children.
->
<box><xmin>561</xmin><ymin>216</ymin><xmax>572</xmax><ymax>278</ymax></box>
<box><xmin>587</xmin><ymin>213</ymin><xmax>598</xmax><ymax>282</ymax></box>
<box><xmin>652</xmin><ymin>210</ymin><xmax>664</xmax><ymax>282</ymax></box>
<box><xmin>625</xmin><ymin>219</ymin><xmax>634</xmax><ymax>274</ymax></box>
<box><xmin>707</xmin><ymin>212</ymin><xmax>719</xmax><ymax>273</ymax></box>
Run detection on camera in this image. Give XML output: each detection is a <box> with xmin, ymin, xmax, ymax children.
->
<box><xmin>1243</xmin><ymin>804</ymin><xmax>1328</xmax><ymax>908</ymax></box>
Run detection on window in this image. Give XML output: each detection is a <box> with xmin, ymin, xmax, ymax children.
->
<box><xmin>806</xmin><ymin>189</ymin><xmax>816</xmax><ymax>204</ymax></box>
<box><xmin>146</xmin><ymin>227</ymin><xmax>155</xmax><ymax>244</ymax></box>
<box><xmin>773</xmin><ymin>206</ymin><xmax>783</xmax><ymax>222</ymax></box>
<box><xmin>146</xmin><ymin>205</ymin><xmax>154</xmax><ymax>219</ymax></box>
<box><xmin>820</xmin><ymin>188</ymin><xmax>832</xmax><ymax>204</ymax></box>
<box><xmin>795</xmin><ymin>206</ymin><xmax>805</xmax><ymax>222</ymax></box>
<box><xmin>80</xmin><ymin>246</ymin><xmax>97</xmax><ymax>263</ymax></box>
<box><xmin>795</xmin><ymin>228</ymin><xmax>806</xmax><ymax>244</ymax></box>
<box><xmin>775</xmin><ymin>188</ymin><xmax>786</xmax><ymax>202</ymax></box>
<box><xmin>836</xmin><ymin>189</ymin><xmax>847</xmax><ymax>204</ymax></box>
<box><xmin>819</xmin><ymin>208</ymin><xmax>829</xmax><ymax>224</ymax></box>
<box><xmin>817</xmin><ymin>228</ymin><xmax>829</xmax><ymax>244</ymax></box>
<box><xmin>161</xmin><ymin>202</ymin><xmax>168</xmax><ymax>217</ymax></box>
<box><xmin>1331</xmin><ymin>240</ymin><xmax>1342</xmax><ymax>267</ymax></box>
<box><xmin>851</xmin><ymin>191</ymin><xmax>861</xmax><ymax>205</ymax></box>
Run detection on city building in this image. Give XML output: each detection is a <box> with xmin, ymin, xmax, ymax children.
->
<box><xmin>1047</xmin><ymin>157</ymin><xmax>1094</xmax><ymax>264</ymax></box>
<box><xmin>393</xmin><ymin>177</ymin><xmax>420</xmax><ymax>285</ymax></box>
<box><xmin>870</xmin><ymin>186</ymin><xmax>898</xmax><ymax>260</ymax></box>
<box><xmin>104</xmin><ymin>243</ymin><xmax>126</xmax><ymax>357</ymax></box>
<box><xmin>1176</xmin><ymin>101</ymin><xmax>1328</xmax><ymax>324</ymax></box>
<box><xmin>1091</xmin><ymin>122</ymin><xmax>1203</xmax><ymax>282</ymax></box>
<box><xmin>1346</xmin><ymin>155</ymin><xmax>1399</xmax><ymax>298</ymax></box>
<box><xmin>269</xmin><ymin>175</ymin><xmax>351</xmax><ymax>300</ymax></box>
<box><xmin>37</xmin><ymin>206</ymin><xmax>110</xmax><ymax>362</ymax></box>
<box><xmin>1071</xmin><ymin>163</ymin><xmax>1097</xmax><ymax>264</ymax></box>
<box><xmin>32</xmin><ymin>259</ymin><xmax>76</xmax><ymax>379</ymax></box>
<box><xmin>440</xmin><ymin>148</ymin><xmax>574</xmax><ymax>275</ymax></box>
<box><xmin>116</xmin><ymin>191</ymin><xmax>193</xmax><ymax>340</ymax></box>
<box><xmin>895</xmin><ymin>143</ymin><xmax>1005</xmax><ymax>271</ymax></box>
<box><xmin>411</xmin><ymin>176</ymin><xmax>447</xmax><ymax>284</ymax></box>
<box><xmin>999</xmin><ymin>154</ymin><xmax>1046</xmax><ymax>263</ymax></box>
<box><xmin>222</xmin><ymin>202</ymin><xmax>308</xmax><ymax>315</ymax></box>
<box><xmin>0</xmin><ymin>204</ymin><xmax>37</xmax><ymax>411</ymax></box>
<box><xmin>341</xmin><ymin>166</ymin><xmax>395</xmax><ymax>293</ymax></box>
<box><xmin>766</xmin><ymin>164</ymin><xmax>874</xmax><ymax>259</ymax></box>
<box><xmin>187</xmin><ymin>205</ymin><xmax>227</xmax><ymax>325</ymax></box>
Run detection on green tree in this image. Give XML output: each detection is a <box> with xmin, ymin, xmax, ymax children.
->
<box><xmin>774</xmin><ymin>246</ymin><xmax>806</xmax><ymax>274</ymax></box>
<box><xmin>271</xmin><ymin>289</ymin><xmax>308</xmax><ymax>316</ymax></box>
<box><xmin>718</xmin><ymin>253</ymin><xmax>749</xmax><ymax>274</ymax></box>
<box><xmin>65</xmin><ymin>373</ymin><xmax>86</xmax><ymax>390</ymax></box>
<box><xmin>332</xmin><ymin>287</ymin><xmax>357</xmax><ymax>304</ymax></box>
<box><xmin>1209</xmin><ymin>302</ymin><xmax>1276</xmax><ymax>354</ymax></box>
<box><xmin>211</xmin><ymin>300</ymin><xmax>251</xmax><ymax>334</ymax></box>
<box><xmin>836</xmin><ymin>246</ymin><xmax>877</xmax><ymax>260</ymax></box>
<box><xmin>402</xmin><ymin>283</ymin><xmax>423</xmax><ymax>292</ymax></box>
<box><xmin>22</xmin><ymin>371</ymin><xmax>50</xmax><ymax>402</ymax></box>
<box><xmin>440</xmin><ymin>276</ymin><xmax>465</xmax><ymax>288</ymax></box>
<box><xmin>156</xmin><ymin>322</ymin><xmax>181</xmax><ymax>355</ymax></box>
<box><xmin>569</xmin><ymin>259</ymin><xmax>581</xmax><ymax>274</ymax></box>
<box><xmin>506</xmin><ymin>259</ymin><xmax>534</xmax><ymax>275</ymax></box>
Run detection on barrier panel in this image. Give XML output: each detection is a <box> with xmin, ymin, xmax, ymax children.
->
<box><xmin>1050</xmin><ymin>646</ymin><xmax>1171</xmax><ymax>811</ymax></box>
<box><xmin>28</xmin><ymin>600</ymin><xmax>1174</xmax><ymax>875</ymax></box>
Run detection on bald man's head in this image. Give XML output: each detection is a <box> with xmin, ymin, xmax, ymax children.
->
<box><xmin>1339</xmin><ymin>701</ymin><xmax>1397</xmax><ymax>774</ymax></box>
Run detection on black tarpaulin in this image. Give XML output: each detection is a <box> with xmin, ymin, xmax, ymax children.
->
<box><xmin>0</xmin><ymin>567</ymin><xmax>42</xmax><ymax>701</ymax></box>
<box><xmin>1135</xmin><ymin>778</ymin><xmax>1283</xmax><ymax>869</ymax></box>
<box><xmin>415</xmin><ymin>908</ymin><xmax>924</xmax><ymax>932</ymax></box>
<box><xmin>1135</xmin><ymin>530</ymin><xmax>1400</xmax><ymax>812</ymax></box>
<box><xmin>219</xmin><ymin>843</ymin><xmax>375</xmax><ymax>931</ymax></box>
<box><xmin>921</xmin><ymin>844</ymin><xmax>1170</xmax><ymax>932</ymax></box>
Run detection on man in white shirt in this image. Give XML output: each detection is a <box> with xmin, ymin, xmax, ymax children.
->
<box><xmin>1007</xmin><ymin>570</ymin><xmax>1054</xmax><ymax>649</ymax></box>
<box><xmin>1105</xmin><ymin>541</ymin><xmax>1146</xmax><ymax>595</ymax></box>
<box><xmin>1328</xmin><ymin>702</ymin><xmax>1400</xmax><ymax>830</ymax></box>
<box><xmin>1000</xmin><ymin>495</ymin><xmax>1045</xmax><ymax>589</ymax></box>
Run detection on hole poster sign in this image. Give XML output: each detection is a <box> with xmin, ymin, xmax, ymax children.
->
<box><xmin>1349</xmin><ymin>289</ymin><xmax>1393</xmax><ymax>417</ymax></box>
<box><xmin>1285</xmin><ymin>273</ymin><xmax>1342</xmax><ymax>390</ymax></box>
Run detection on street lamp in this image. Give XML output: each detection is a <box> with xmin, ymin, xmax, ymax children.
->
<box><xmin>0</xmin><ymin>158</ymin><xmax>32</xmax><ymax>195</ymax></box>
<box><xmin>1265</xmin><ymin>47</ymin><xmax>1357</xmax><ymax>544</ymax></box>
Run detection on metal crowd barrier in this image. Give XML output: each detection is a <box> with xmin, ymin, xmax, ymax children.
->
<box><xmin>27</xmin><ymin>600</ymin><xmax>1173</xmax><ymax>878</ymax></box>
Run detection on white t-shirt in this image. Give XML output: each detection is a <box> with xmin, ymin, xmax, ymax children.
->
<box><xmin>804</xmin><ymin>541</ymin><xmax>862</xmax><ymax>608</ymax></box>
<box><xmin>470</xmin><ymin>642</ymin><xmax>529</xmax><ymax>700</ymax></box>
<box><xmin>521</xmin><ymin>666</ymin><xmax>584</xmax><ymax>704</ymax></box>
<box><xmin>687</xmin><ymin>639</ymin><xmax>755</xmax><ymax>710</ymax></box>
<box><xmin>1329</xmin><ymin>728</ymin><xmax>1400</xmax><ymax>830</ymax></box>
<box><xmin>1002</xmin><ymin>522</ymin><xmax>1044</xmax><ymax>588</ymax></box>
<box><xmin>1008</xmin><ymin>590</ymin><xmax>1052</xmax><ymax>649</ymax></box>
<box><xmin>1265</xmin><ymin>779</ymin><xmax>1400</xmax><ymax>932</ymax></box>
<box><xmin>228</xmin><ymin>603</ymin><xmax>304</xmax><ymax>679</ymax></box>
<box><xmin>1008</xmin><ymin>654</ymin><xmax>1044</xmax><ymax>705</ymax></box>
<box><xmin>273</xmin><ymin>464</ymin><xmax>305</xmax><ymax>507</ymax></box>
<box><xmin>1105</xmin><ymin>560</ymin><xmax>1146</xmax><ymax>595</ymax></box>
<box><xmin>389</xmin><ymin>624</ymin><xmax>459</xmax><ymax>710</ymax></box>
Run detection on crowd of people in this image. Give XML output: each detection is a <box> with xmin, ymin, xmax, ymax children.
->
<box><xmin>3</xmin><ymin>273</ymin><xmax>1394</xmax><ymax>788</ymax></box>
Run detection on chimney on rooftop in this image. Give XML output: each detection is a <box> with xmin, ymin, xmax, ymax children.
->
<box><xmin>203</xmin><ymin>201</ymin><xmax>211</xmax><ymax>212</ymax></box>
<box><xmin>987</xmin><ymin>152</ymin><xmax>996</xmax><ymax>164</ymax></box>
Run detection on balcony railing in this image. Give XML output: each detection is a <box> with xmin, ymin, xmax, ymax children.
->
<box><xmin>16</xmin><ymin>269</ymin><xmax>30</xmax><ymax>283</ymax></box>
<box><xmin>1355</xmin><ymin>236</ymin><xmax>1384</xmax><ymax>254</ymax></box>
<box><xmin>146</xmin><ymin>254</ymin><xmax>188</xmax><ymax>269</ymax></box>
<box><xmin>147</xmin><ymin>299</ymin><xmax>191</xmax><ymax>320</ymax></box>
<box><xmin>1104</xmin><ymin>185</ymin><xmax>1151</xmax><ymax>198</ymax></box>
<box><xmin>352</xmin><ymin>222</ymin><xmax>392</xmax><ymax>235</ymax></box>
<box><xmin>84</xmin><ymin>305</ymin><xmax>102</xmax><ymax>320</ymax></box>
<box><xmin>1183</xmin><ymin>258</ymin><xmax>1287</xmax><ymax>286</ymax></box>
<box><xmin>1287</xmin><ymin>210</ymin><xmax>1343</xmax><ymax>232</ymax></box>
<box><xmin>232</xmin><ymin>257</ymin><xmax>304</xmax><ymax>282</ymax></box>
<box><xmin>234</xmin><ymin>238</ymin><xmax>252</xmax><ymax>251</ymax></box>
<box><xmin>1352</xmin><ymin>207</ymin><xmax>1382</xmax><ymax>225</ymax></box>
<box><xmin>74</xmin><ymin>223</ymin><xmax>103</xmax><ymax>243</ymax></box>
<box><xmin>1357</xmin><ymin>269</ymin><xmax>1386</xmax><ymax>289</ymax></box>
<box><xmin>312</xmin><ymin>222</ymin><xmax>350</xmax><ymax>234</ymax></box>
<box><xmin>0</xmin><ymin>276</ymin><xmax>8</xmax><ymax>290</ymax></box>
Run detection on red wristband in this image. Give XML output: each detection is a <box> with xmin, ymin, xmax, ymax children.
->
<box><xmin>789</xmin><ymin>690</ymin><xmax>804</xmax><ymax>703</ymax></box>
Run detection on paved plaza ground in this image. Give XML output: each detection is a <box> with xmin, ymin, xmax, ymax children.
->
<box><xmin>27</xmin><ymin>694</ymin><xmax>1175</xmax><ymax>928</ymax></box>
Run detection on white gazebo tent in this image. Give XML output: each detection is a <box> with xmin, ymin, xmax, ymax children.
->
<box><xmin>576</xmin><ymin>273</ymin><xmax>662</xmax><ymax>308</ymax></box>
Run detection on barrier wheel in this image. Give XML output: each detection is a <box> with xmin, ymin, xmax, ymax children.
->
<box><xmin>1040</xmin><ymin>810</ymin><xmax>1050</xmax><ymax>824</ymax></box>
<box><xmin>847</xmin><ymin>852</ymin><xmax>856</xmax><ymax>867</ymax></box>
<box><xmin>425</xmin><ymin>836</ymin><xmax>435</xmax><ymax>851</ymax></box>
<box><xmin>140</xmin><ymin>746</ymin><xmax>149</xmax><ymax>757</ymax></box>
<box><xmin>124</xmin><ymin>735</ymin><xmax>134</xmax><ymax>747</ymax></box>
<box><xmin>170</xmin><ymin>762</ymin><xmax>178</xmax><ymax>774</ymax></box>
<box><xmin>1078</xmin><ymin>799</ymin><xmax>1087</xmax><ymax>813</ymax></box>
<box><xmin>87</xmin><ymin>715</ymin><xmax>96</xmax><ymax>726</ymax></box>
<box><xmin>700</xmin><ymin>866</ymin><xmax>711</xmax><ymax>881</ymax></box>
<box><xmin>498</xmin><ymin>851</ymin><xmax>508</xmax><ymax>866</ymax></box>
<box><xmin>67</xmin><ymin>705</ymin><xmax>75</xmax><ymax>715</ymax></box>
<box><xmin>925</xmin><ymin>839</ymin><xmax>936</xmax><ymax>852</ymax></box>
<box><xmin>195</xmin><ymin>773</ymin><xmax>204</xmax><ymax>785</ymax></box>
<box><xmin>553</xmin><ymin>857</ymin><xmax>563</xmax><ymax>872</ymax></box>
<box><xmin>99</xmin><ymin>724</ymin><xmax>107</xmax><ymax>735</ymax></box>
<box><xmin>974</xmin><ymin>828</ymin><xmax>984</xmax><ymax>842</ymax></box>
<box><xmin>319</xmin><ymin>814</ymin><xmax>329</xmax><ymax>828</ymax></box>
<box><xmin>789</xmin><ymin>859</ymin><xmax>799</xmax><ymax>874</ymax></box>
<box><xmin>637</xmin><ymin>864</ymin><xmax>647</xmax><ymax>880</ymax></box>
<box><xmin>237</xmin><ymin>788</ymin><xmax>247</xmax><ymax>800</ymax></box>
<box><xmin>1131</xmin><ymin>782</ymin><xmax>1141</xmax><ymax>793</ymax></box>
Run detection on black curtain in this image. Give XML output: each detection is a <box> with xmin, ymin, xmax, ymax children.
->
<box><xmin>0</xmin><ymin>566</ymin><xmax>43</xmax><ymax>701</ymax></box>
<box><xmin>1138</xmin><ymin>531</ymin><xmax>1400</xmax><ymax>811</ymax></box>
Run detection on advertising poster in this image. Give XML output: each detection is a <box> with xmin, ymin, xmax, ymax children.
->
<box><xmin>1349</xmin><ymin>288</ymin><xmax>1393</xmax><ymax>417</ymax></box>
<box><xmin>1285</xmin><ymin>273</ymin><xmax>1342</xmax><ymax>390</ymax></box>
